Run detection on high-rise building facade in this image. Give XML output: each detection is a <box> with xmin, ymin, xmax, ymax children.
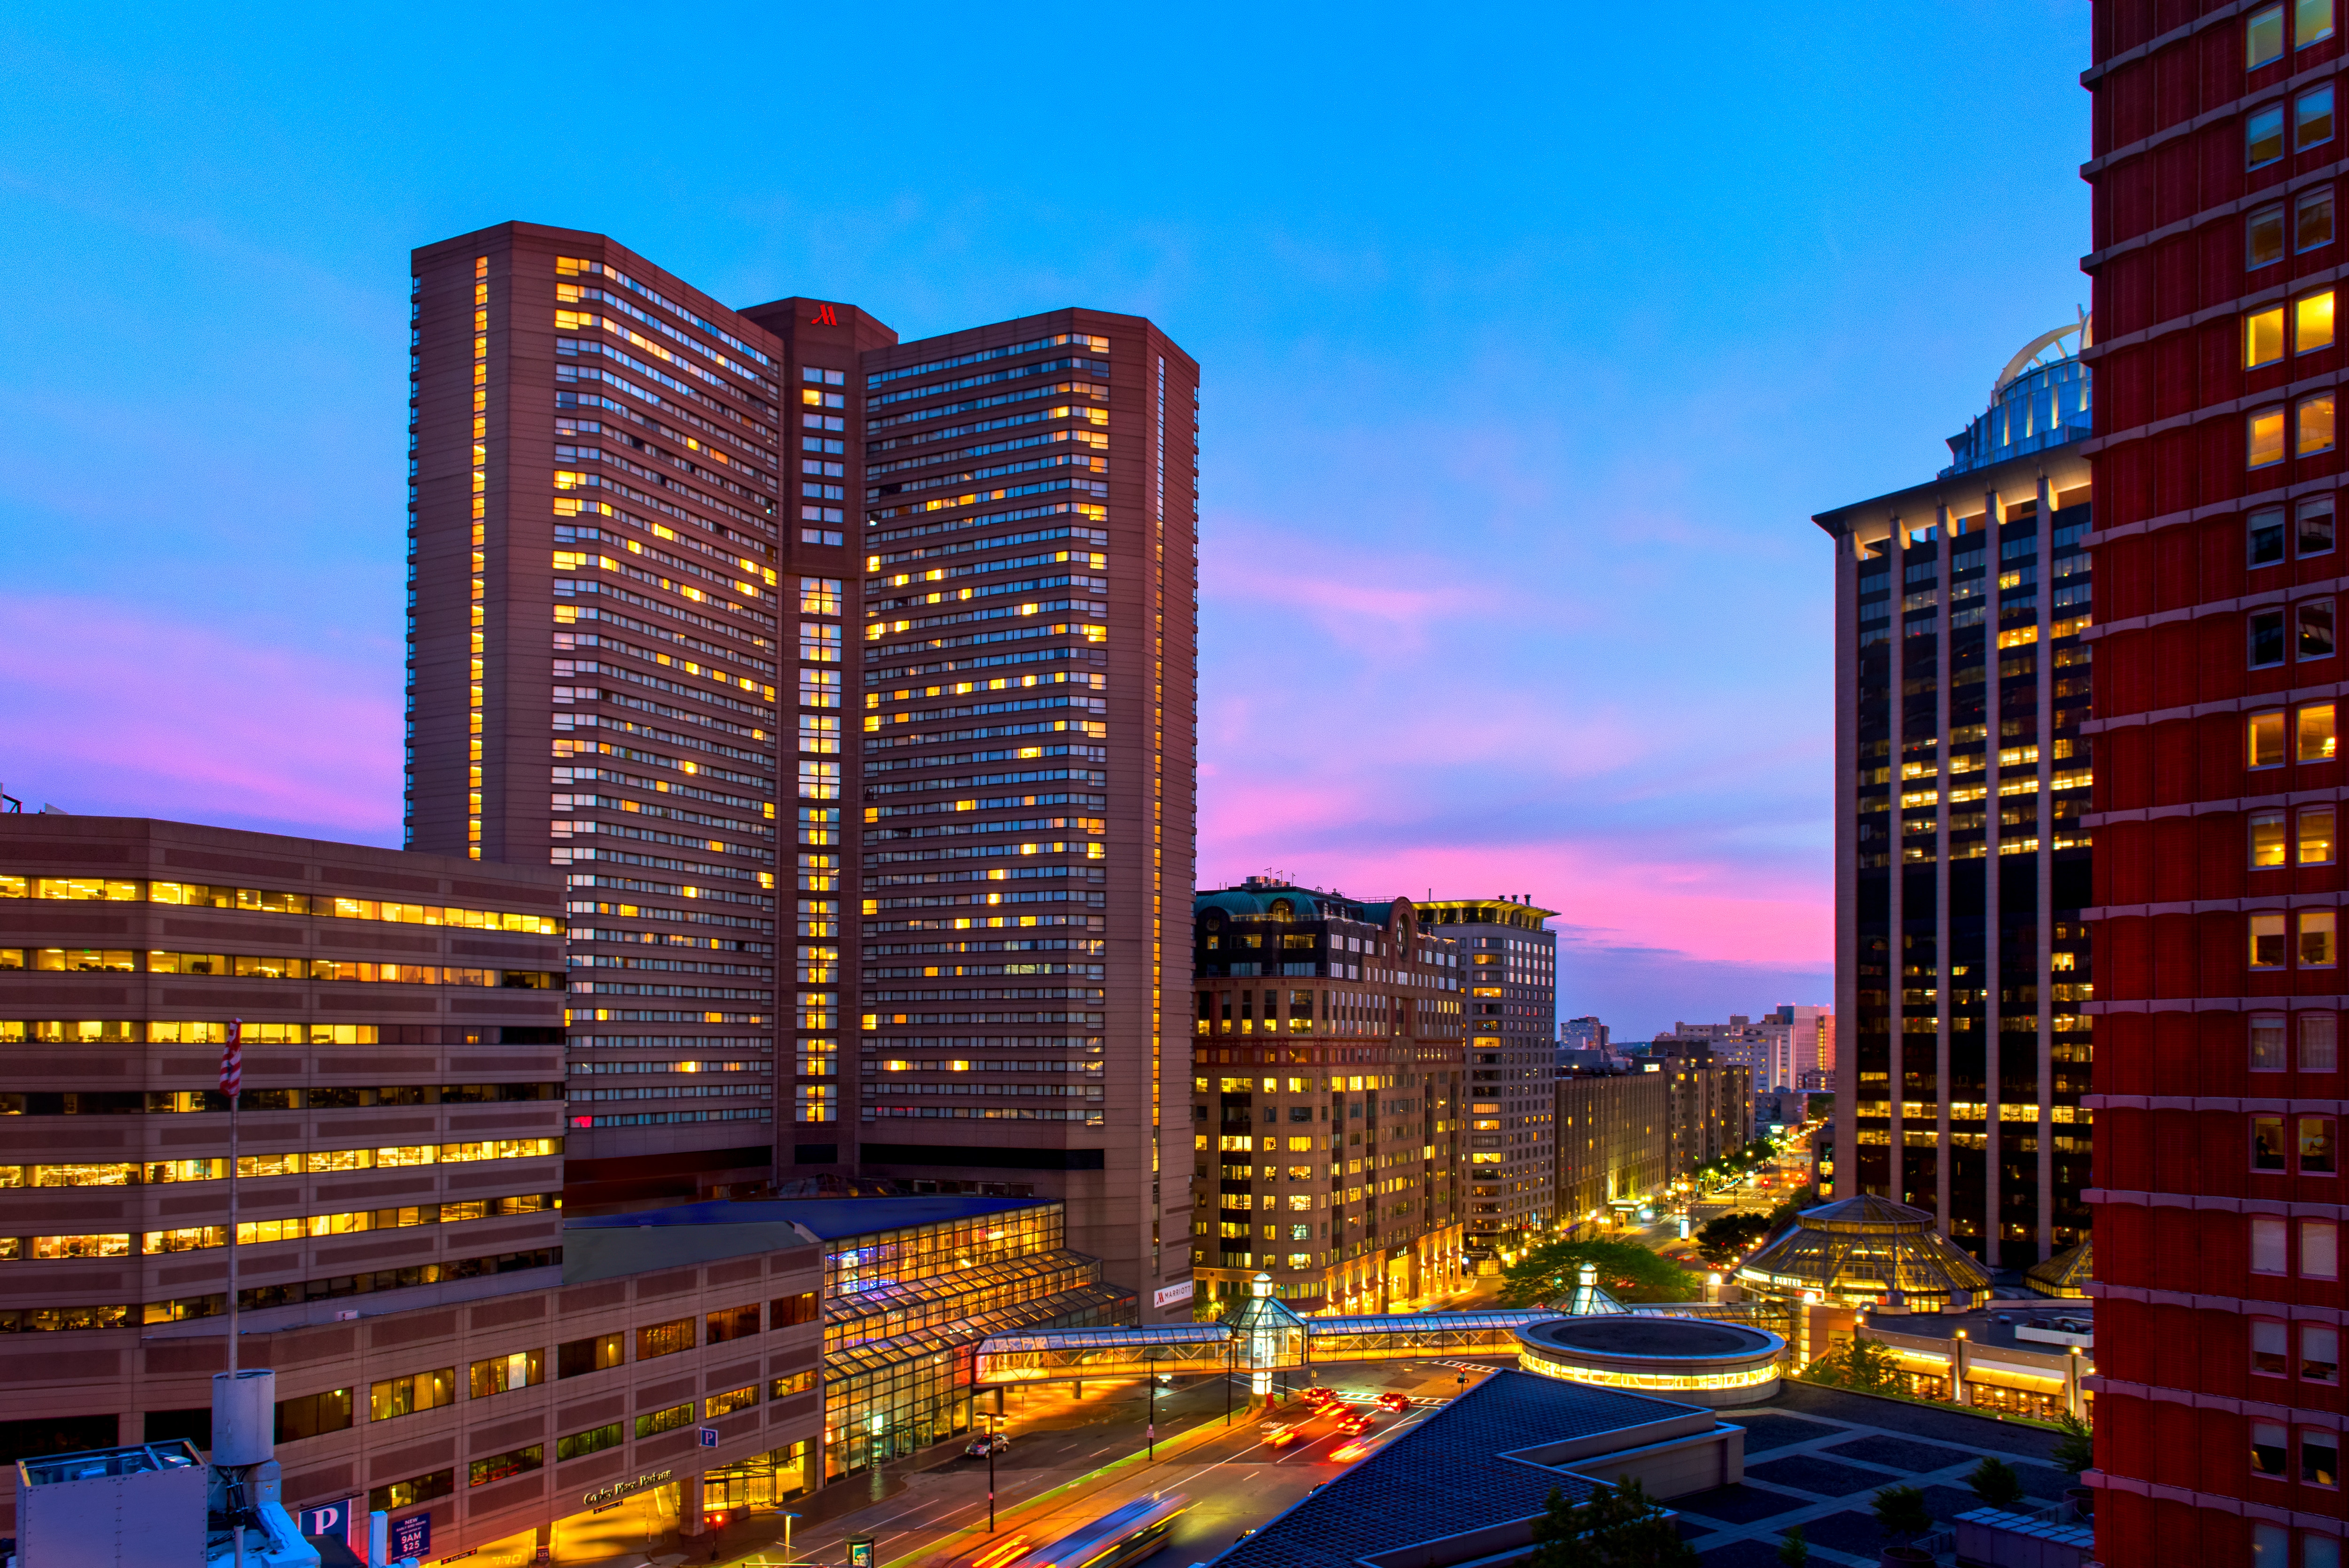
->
<box><xmin>409</xmin><ymin>227</ymin><xmax>1200</xmax><ymax>1318</ymax></box>
<box><xmin>1190</xmin><ymin>880</ymin><xmax>1468</xmax><ymax>1313</ymax></box>
<box><xmin>851</xmin><ymin>310</ymin><xmax>1198</xmax><ymax>1319</ymax></box>
<box><xmin>408</xmin><ymin>224</ymin><xmax>858</xmax><ymax>1208</ymax></box>
<box><xmin>1420</xmin><ymin>898</ymin><xmax>1556</xmax><ymax>1262</ymax></box>
<box><xmin>2084</xmin><ymin>5</ymin><xmax>2349</xmax><ymax>1562</ymax></box>
<box><xmin>1813</xmin><ymin>340</ymin><xmax>2096</xmax><ymax>1271</ymax></box>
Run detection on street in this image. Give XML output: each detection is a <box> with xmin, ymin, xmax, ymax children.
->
<box><xmin>689</xmin><ymin>1358</ymin><xmax>1504</xmax><ymax>1568</ymax></box>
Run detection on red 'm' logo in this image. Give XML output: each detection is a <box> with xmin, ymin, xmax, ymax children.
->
<box><xmin>809</xmin><ymin>304</ymin><xmax>839</xmax><ymax>326</ymax></box>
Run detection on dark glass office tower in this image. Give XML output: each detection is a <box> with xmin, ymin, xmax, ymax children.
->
<box><xmin>1813</xmin><ymin>337</ymin><xmax>2095</xmax><ymax>1268</ymax></box>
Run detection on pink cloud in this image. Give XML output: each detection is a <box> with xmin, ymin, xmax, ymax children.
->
<box><xmin>0</xmin><ymin>592</ymin><xmax>400</xmax><ymax>840</ymax></box>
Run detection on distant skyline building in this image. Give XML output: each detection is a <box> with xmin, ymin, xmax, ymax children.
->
<box><xmin>1559</xmin><ymin>1014</ymin><xmax>1609</xmax><ymax>1054</ymax></box>
<box><xmin>1421</xmin><ymin>897</ymin><xmax>1556</xmax><ymax>1264</ymax></box>
<box><xmin>1813</xmin><ymin>326</ymin><xmax>2094</xmax><ymax>1269</ymax></box>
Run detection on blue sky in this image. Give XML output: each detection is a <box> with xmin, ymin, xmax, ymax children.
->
<box><xmin>0</xmin><ymin>1</ymin><xmax>2088</xmax><ymax>1037</ymax></box>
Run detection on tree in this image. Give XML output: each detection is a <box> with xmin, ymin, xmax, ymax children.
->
<box><xmin>1802</xmin><ymin>1332</ymin><xmax>1902</xmax><ymax>1396</ymax></box>
<box><xmin>2052</xmin><ymin>1412</ymin><xmax>2095</xmax><ymax>1478</ymax></box>
<box><xmin>1694</xmin><ymin>1212</ymin><xmax>1769</xmax><ymax>1264</ymax></box>
<box><xmin>1497</xmin><ymin>1240</ymin><xmax>1699</xmax><ymax>1308</ymax></box>
<box><xmin>1529</xmin><ymin>1481</ymin><xmax>1699</xmax><ymax>1568</ymax></box>
<box><xmin>1774</xmin><ymin>1524</ymin><xmax>1808</xmax><ymax>1567</ymax></box>
<box><xmin>1871</xmin><ymin>1484</ymin><xmax>1932</xmax><ymax>1551</ymax></box>
<box><xmin>1965</xmin><ymin>1456</ymin><xmax>2023</xmax><ymax>1509</ymax></box>
<box><xmin>1762</xmin><ymin>1186</ymin><xmax>1819</xmax><ymax>1242</ymax></box>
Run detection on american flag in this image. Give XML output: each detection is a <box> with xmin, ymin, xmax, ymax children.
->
<box><xmin>219</xmin><ymin>1018</ymin><xmax>243</xmax><ymax>1098</ymax></box>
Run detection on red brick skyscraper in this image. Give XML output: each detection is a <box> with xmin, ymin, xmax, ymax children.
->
<box><xmin>2085</xmin><ymin>4</ymin><xmax>2349</xmax><ymax>1562</ymax></box>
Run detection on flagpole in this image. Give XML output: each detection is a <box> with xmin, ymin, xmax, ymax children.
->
<box><xmin>224</xmin><ymin>1018</ymin><xmax>242</xmax><ymax>1375</ymax></box>
<box><xmin>223</xmin><ymin>1018</ymin><xmax>244</xmax><ymax>1568</ymax></box>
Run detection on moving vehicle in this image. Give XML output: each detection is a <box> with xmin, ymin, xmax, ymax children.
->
<box><xmin>1259</xmin><ymin>1422</ymin><xmax>1300</xmax><ymax>1448</ymax></box>
<box><xmin>1334</xmin><ymin>1413</ymin><xmax>1373</xmax><ymax>1436</ymax></box>
<box><xmin>1301</xmin><ymin>1386</ymin><xmax>1337</xmax><ymax>1407</ymax></box>
<box><xmin>966</xmin><ymin>1431</ymin><xmax>1010</xmax><ymax>1457</ymax></box>
<box><xmin>1375</xmin><ymin>1392</ymin><xmax>1408</xmax><ymax>1413</ymax></box>
<box><xmin>992</xmin><ymin>1494</ymin><xmax>1191</xmax><ymax>1568</ymax></box>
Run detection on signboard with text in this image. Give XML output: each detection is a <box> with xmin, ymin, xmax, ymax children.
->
<box><xmin>390</xmin><ymin>1513</ymin><xmax>431</xmax><ymax>1560</ymax></box>
<box><xmin>1152</xmin><ymin>1279</ymin><xmax>1194</xmax><ymax>1309</ymax></box>
<box><xmin>299</xmin><ymin>1499</ymin><xmax>358</xmax><ymax>1541</ymax></box>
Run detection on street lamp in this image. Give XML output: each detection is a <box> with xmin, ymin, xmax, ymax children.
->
<box><xmin>981</xmin><ymin>1411</ymin><xmax>1003</xmax><ymax>1533</ymax></box>
<box><xmin>781</xmin><ymin>1512</ymin><xmax>802</xmax><ymax>1565</ymax></box>
<box><xmin>1143</xmin><ymin>1346</ymin><xmax>1171</xmax><ymax>1460</ymax></box>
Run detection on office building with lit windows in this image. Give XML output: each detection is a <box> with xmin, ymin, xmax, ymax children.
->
<box><xmin>407</xmin><ymin>223</ymin><xmax>883</xmax><ymax>1208</ymax></box>
<box><xmin>1190</xmin><ymin>879</ymin><xmax>1469</xmax><ymax>1313</ymax></box>
<box><xmin>0</xmin><ymin>815</ymin><xmax>833</xmax><ymax>1560</ymax></box>
<box><xmin>1812</xmin><ymin>326</ymin><xmax>2096</xmax><ymax>1271</ymax></box>
<box><xmin>2082</xmin><ymin>3</ymin><xmax>2349</xmax><ymax>1561</ymax></box>
<box><xmin>1419</xmin><ymin>898</ymin><xmax>1556</xmax><ymax>1263</ymax></box>
<box><xmin>410</xmin><ymin>225</ymin><xmax>1201</xmax><ymax>1323</ymax></box>
<box><xmin>850</xmin><ymin>309</ymin><xmax>1199</xmax><ymax>1322</ymax></box>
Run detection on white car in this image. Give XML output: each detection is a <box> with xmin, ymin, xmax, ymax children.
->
<box><xmin>965</xmin><ymin>1432</ymin><xmax>1010</xmax><ymax>1457</ymax></box>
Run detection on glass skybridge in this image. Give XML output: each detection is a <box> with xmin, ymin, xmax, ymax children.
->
<box><xmin>970</xmin><ymin>1268</ymin><xmax>1770</xmax><ymax>1392</ymax></box>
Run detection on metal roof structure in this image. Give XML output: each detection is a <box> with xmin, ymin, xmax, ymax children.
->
<box><xmin>1733</xmin><ymin>1195</ymin><xmax>1996</xmax><ymax>1311</ymax></box>
<box><xmin>2024</xmin><ymin>1237</ymin><xmax>2093</xmax><ymax>1299</ymax></box>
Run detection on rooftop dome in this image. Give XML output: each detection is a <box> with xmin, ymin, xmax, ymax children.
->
<box><xmin>2024</xmin><ymin>1237</ymin><xmax>2093</xmax><ymax>1300</ymax></box>
<box><xmin>1733</xmin><ymin>1195</ymin><xmax>1994</xmax><ymax>1311</ymax></box>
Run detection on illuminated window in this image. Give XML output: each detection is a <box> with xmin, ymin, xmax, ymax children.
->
<box><xmin>2251</xmin><ymin>711</ymin><xmax>2288</xmax><ymax>765</ymax></box>
<box><xmin>2253</xmin><ymin>2</ymin><xmax>2287</xmax><ymax>66</ymax></box>
<box><xmin>2302</xmin><ymin>85</ymin><xmax>2337</xmax><ymax>150</ymax></box>
<box><xmin>2253</xmin><ymin>610</ymin><xmax>2289</xmax><ymax>668</ymax></box>
<box><xmin>2252</xmin><ymin>506</ymin><xmax>2289</xmax><ymax>565</ymax></box>
<box><xmin>2259</xmin><ymin>1114</ymin><xmax>2292</xmax><ymax>1171</ymax></box>
<box><xmin>636</xmin><ymin>1318</ymin><xmax>694</xmax><ymax>1360</ymax></box>
<box><xmin>467</xmin><ymin>1350</ymin><xmax>544</xmax><ymax>1398</ymax></box>
<box><xmin>2252</xmin><ymin>406</ymin><xmax>2288</xmax><ymax>467</ymax></box>
<box><xmin>2254</xmin><ymin>913</ymin><xmax>2289</xmax><ymax>968</ymax></box>
<box><xmin>369</xmin><ymin>1369</ymin><xmax>455</xmax><ymax>1421</ymax></box>
<box><xmin>2251</xmin><ymin>102</ymin><xmax>2289</xmax><ymax>168</ymax></box>
<box><xmin>2303</xmin><ymin>394</ymin><xmax>2339</xmax><ymax>456</ymax></box>
<box><xmin>2303</xmin><ymin>294</ymin><xmax>2341</xmax><ymax>357</ymax></box>
<box><xmin>2253</xmin><ymin>811</ymin><xmax>2288</xmax><ymax>868</ymax></box>
<box><xmin>2303</xmin><ymin>186</ymin><xmax>2339</xmax><ymax>253</ymax></box>
<box><xmin>2307</xmin><ymin>0</ymin><xmax>2340</xmax><ymax>46</ymax></box>
<box><xmin>2304</xmin><ymin>1116</ymin><xmax>2339</xmax><ymax>1173</ymax></box>
<box><xmin>2303</xmin><ymin>705</ymin><xmax>2340</xmax><ymax>763</ymax></box>
<box><xmin>2253</xmin><ymin>202</ymin><xmax>2289</xmax><ymax>267</ymax></box>
<box><xmin>2303</xmin><ymin>910</ymin><xmax>2337</xmax><ymax>967</ymax></box>
<box><xmin>2250</xmin><ymin>306</ymin><xmax>2288</xmax><ymax>367</ymax></box>
<box><xmin>2303</xmin><ymin>807</ymin><xmax>2338</xmax><ymax>866</ymax></box>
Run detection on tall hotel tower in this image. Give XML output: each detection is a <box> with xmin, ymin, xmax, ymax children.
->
<box><xmin>408</xmin><ymin>224</ymin><xmax>1198</xmax><ymax>1312</ymax></box>
<box><xmin>854</xmin><ymin>315</ymin><xmax>1199</xmax><ymax>1314</ymax></box>
<box><xmin>1812</xmin><ymin>331</ymin><xmax>2097</xmax><ymax>1268</ymax></box>
<box><xmin>2081</xmin><ymin>4</ymin><xmax>2349</xmax><ymax>1563</ymax></box>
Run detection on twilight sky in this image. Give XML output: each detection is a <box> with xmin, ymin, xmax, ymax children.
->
<box><xmin>0</xmin><ymin>2</ymin><xmax>2088</xmax><ymax>1038</ymax></box>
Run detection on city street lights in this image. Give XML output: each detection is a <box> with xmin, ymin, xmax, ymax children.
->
<box><xmin>1143</xmin><ymin>1346</ymin><xmax>1170</xmax><ymax>1460</ymax></box>
<box><xmin>981</xmin><ymin>1412</ymin><xmax>1003</xmax><ymax>1533</ymax></box>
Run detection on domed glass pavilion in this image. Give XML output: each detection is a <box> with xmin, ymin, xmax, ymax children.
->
<box><xmin>1733</xmin><ymin>1195</ymin><xmax>1994</xmax><ymax>1312</ymax></box>
<box><xmin>2024</xmin><ymin>1237</ymin><xmax>2092</xmax><ymax>1299</ymax></box>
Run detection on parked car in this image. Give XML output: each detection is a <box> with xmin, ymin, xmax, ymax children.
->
<box><xmin>965</xmin><ymin>1432</ymin><xmax>1010</xmax><ymax>1457</ymax></box>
